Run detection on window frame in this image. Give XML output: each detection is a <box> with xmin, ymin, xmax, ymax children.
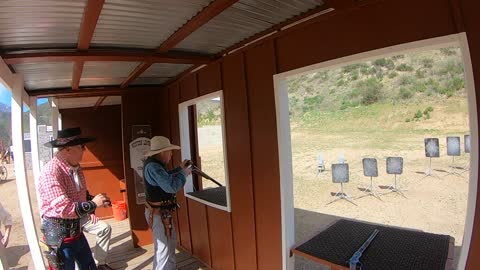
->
<box><xmin>178</xmin><ymin>90</ymin><xmax>231</xmax><ymax>212</ymax></box>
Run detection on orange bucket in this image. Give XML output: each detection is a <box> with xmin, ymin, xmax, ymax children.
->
<box><xmin>111</xmin><ymin>200</ymin><xmax>127</xmax><ymax>221</ymax></box>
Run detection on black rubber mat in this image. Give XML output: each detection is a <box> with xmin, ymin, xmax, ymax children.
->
<box><xmin>295</xmin><ymin>219</ymin><xmax>451</xmax><ymax>270</ymax></box>
<box><xmin>187</xmin><ymin>186</ymin><xmax>227</xmax><ymax>207</ymax></box>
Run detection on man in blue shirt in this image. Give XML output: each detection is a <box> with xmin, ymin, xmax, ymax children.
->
<box><xmin>143</xmin><ymin>136</ymin><xmax>191</xmax><ymax>270</ymax></box>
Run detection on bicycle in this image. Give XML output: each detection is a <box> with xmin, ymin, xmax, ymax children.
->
<box><xmin>0</xmin><ymin>164</ymin><xmax>7</xmax><ymax>181</ymax></box>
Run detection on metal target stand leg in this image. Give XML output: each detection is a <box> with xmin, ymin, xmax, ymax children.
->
<box><xmin>357</xmin><ymin>176</ymin><xmax>383</xmax><ymax>201</ymax></box>
<box><xmin>443</xmin><ymin>156</ymin><xmax>465</xmax><ymax>178</ymax></box>
<box><xmin>326</xmin><ymin>183</ymin><xmax>357</xmax><ymax>206</ymax></box>
<box><xmin>384</xmin><ymin>174</ymin><xmax>407</xmax><ymax>198</ymax></box>
<box><xmin>421</xmin><ymin>157</ymin><xmax>441</xmax><ymax>180</ymax></box>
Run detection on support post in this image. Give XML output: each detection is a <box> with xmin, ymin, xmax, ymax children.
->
<box><xmin>29</xmin><ymin>96</ymin><xmax>43</xmax><ymax>218</ymax></box>
<box><xmin>11</xmin><ymin>74</ymin><xmax>45</xmax><ymax>269</ymax></box>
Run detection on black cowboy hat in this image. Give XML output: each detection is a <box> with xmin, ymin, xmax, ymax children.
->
<box><xmin>44</xmin><ymin>127</ymin><xmax>95</xmax><ymax>148</ymax></box>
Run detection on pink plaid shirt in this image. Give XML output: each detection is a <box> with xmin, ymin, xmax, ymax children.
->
<box><xmin>39</xmin><ymin>155</ymin><xmax>87</xmax><ymax>219</ymax></box>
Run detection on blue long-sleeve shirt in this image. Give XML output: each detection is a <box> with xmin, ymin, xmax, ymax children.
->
<box><xmin>143</xmin><ymin>158</ymin><xmax>187</xmax><ymax>194</ymax></box>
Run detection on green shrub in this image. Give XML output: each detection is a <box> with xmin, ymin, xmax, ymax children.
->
<box><xmin>412</xmin><ymin>81</ymin><xmax>427</xmax><ymax>93</ymax></box>
<box><xmin>302</xmin><ymin>95</ymin><xmax>325</xmax><ymax>112</ymax></box>
<box><xmin>396</xmin><ymin>63</ymin><xmax>414</xmax><ymax>72</ymax></box>
<box><xmin>440</xmin><ymin>47</ymin><xmax>457</xmax><ymax>56</ymax></box>
<box><xmin>446</xmin><ymin>75</ymin><xmax>465</xmax><ymax>91</ymax></box>
<box><xmin>436</xmin><ymin>59</ymin><xmax>464</xmax><ymax>76</ymax></box>
<box><xmin>373</xmin><ymin>58</ymin><xmax>395</xmax><ymax>70</ymax></box>
<box><xmin>421</xmin><ymin>58</ymin><xmax>434</xmax><ymax>68</ymax></box>
<box><xmin>388</xmin><ymin>71</ymin><xmax>398</xmax><ymax>78</ymax></box>
<box><xmin>399</xmin><ymin>75</ymin><xmax>415</xmax><ymax>86</ymax></box>
<box><xmin>392</xmin><ymin>55</ymin><xmax>405</xmax><ymax>60</ymax></box>
<box><xmin>416</xmin><ymin>69</ymin><xmax>426</xmax><ymax>79</ymax></box>
<box><xmin>424</xmin><ymin>112</ymin><xmax>431</xmax><ymax>119</ymax></box>
<box><xmin>414</xmin><ymin>110</ymin><xmax>423</xmax><ymax>119</ymax></box>
<box><xmin>357</xmin><ymin>78</ymin><xmax>383</xmax><ymax>105</ymax></box>
<box><xmin>424</xmin><ymin>106</ymin><xmax>434</xmax><ymax>114</ymax></box>
<box><xmin>399</xmin><ymin>87</ymin><xmax>413</xmax><ymax>99</ymax></box>
<box><xmin>405</xmin><ymin>118</ymin><xmax>411</xmax><ymax>122</ymax></box>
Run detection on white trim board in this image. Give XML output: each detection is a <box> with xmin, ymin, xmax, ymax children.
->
<box><xmin>178</xmin><ymin>90</ymin><xmax>232</xmax><ymax>212</ymax></box>
<box><xmin>273</xmin><ymin>33</ymin><xmax>477</xmax><ymax>270</ymax></box>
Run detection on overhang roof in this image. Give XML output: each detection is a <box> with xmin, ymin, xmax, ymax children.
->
<box><xmin>0</xmin><ymin>0</ymin><xmax>329</xmax><ymax>103</ymax></box>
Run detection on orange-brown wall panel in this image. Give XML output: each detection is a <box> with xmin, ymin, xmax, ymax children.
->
<box><xmin>122</xmin><ymin>90</ymin><xmax>159</xmax><ymax>246</ymax></box>
<box><xmin>275</xmin><ymin>0</ymin><xmax>457</xmax><ymax>73</ymax></box>
<box><xmin>61</xmin><ymin>105</ymin><xmax>123</xmax><ymax>219</ymax></box>
<box><xmin>169</xmin><ymin>83</ymin><xmax>193</xmax><ymax>252</ymax></box>
<box><xmin>153</xmin><ymin>89</ymin><xmax>171</xmax><ymax>137</ymax></box>
<box><xmin>244</xmin><ymin>41</ymin><xmax>282</xmax><ymax>270</ymax></box>
<box><xmin>222</xmin><ymin>53</ymin><xmax>258</xmax><ymax>269</ymax></box>
<box><xmin>187</xmin><ymin>199</ymin><xmax>211</xmax><ymax>266</ymax></box>
<box><xmin>198</xmin><ymin>62</ymin><xmax>222</xmax><ymax>96</ymax></box>
<box><xmin>460</xmin><ymin>0</ymin><xmax>480</xmax><ymax>268</ymax></box>
<box><xmin>180</xmin><ymin>74</ymin><xmax>198</xmax><ymax>102</ymax></box>
<box><xmin>207</xmin><ymin>207</ymin><xmax>234</xmax><ymax>270</ymax></box>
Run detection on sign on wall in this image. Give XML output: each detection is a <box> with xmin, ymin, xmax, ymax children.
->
<box><xmin>130</xmin><ymin>125</ymin><xmax>151</xmax><ymax>205</ymax></box>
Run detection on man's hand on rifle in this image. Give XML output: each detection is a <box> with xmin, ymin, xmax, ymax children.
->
<box><xmin>181</xmin><ymin>159</ymin><xmax>192</xmax><ymax>176</ymax></box>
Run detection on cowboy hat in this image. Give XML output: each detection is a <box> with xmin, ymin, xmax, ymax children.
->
<box><xmin>44</xmin><ymin>127</ymin><xmax>95</xmax><ymax>148</ymax></box>
<box><xmin>144</xmin><ymin>136</ymin><xmax>180</xmax><ymax>157</ymax></box>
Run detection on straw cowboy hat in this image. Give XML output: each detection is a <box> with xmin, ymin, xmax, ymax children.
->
<box><xmin>145</xmin><ymin>136</ymin><xmax>180</xmax><ymax>157</ymax></box>
<box><xmin>44</xmin><ymin>127</ymin><xmax>95</xmax><ymax>148</ymax></box>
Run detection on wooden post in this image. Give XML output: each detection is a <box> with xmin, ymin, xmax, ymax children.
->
<box><xmin>11</xmin><ymin>74</ymin><xmax>45</xmax><ymax>269</ymax></box>
<box><xmin>29</xmin><ymin>96</ymin><xmax>43</xmax><ymax>218</ymax></box>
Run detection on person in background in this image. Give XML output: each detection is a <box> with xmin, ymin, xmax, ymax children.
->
<box><xmin>39</xmin><ymin>127</ymin><xmax>111</xmax><ymax>270</ymax></box>
<box><xmin>0</xmin><ymin>201</ymin><xmax>12</xmax><ymax>270</ymax></box>
<box><xmin>143</xmin><ymin>136</ymin><xmax>191</xmax><ymax>270</ymax></box>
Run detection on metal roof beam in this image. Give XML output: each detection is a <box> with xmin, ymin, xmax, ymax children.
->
<box><xmin>2</xmin><ymin>51</ymin><xmax>212</xmax><ymax>65</ymax></box>
<box><xmin>27</xmin><ymin>86</ymin><xmax>160</xmax><ymax>98</ymax></box>
<box><xmin>157</xmin><ymin>0</ymin><xmax>239</xmax><ymax>53</ymax></box>
<box><xmin>74</xmin><ymin>0</ymin><xmax>105</xmax><ymax>89</ymax></box>
<box><xmin>120</xmin><ymin>0</ymin><xmax>238</xmax><ymax>88</ymax></box>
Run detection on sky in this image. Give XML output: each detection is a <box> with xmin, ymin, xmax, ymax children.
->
<box><xmin>0</xmin><ymin>82</ymin><xmax>48</xmax><ymax>108</ymax></box>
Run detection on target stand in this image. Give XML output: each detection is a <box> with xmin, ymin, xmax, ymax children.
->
<box><xmin>326</xmin><ymin>163</ymin><xmax>357</xmax><ymax>206</ymax></box>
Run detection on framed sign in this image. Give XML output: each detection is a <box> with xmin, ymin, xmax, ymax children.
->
<box><xmin>130</xmin><ymin>125</ymin><xmax>151</xmax><ymax>205</ymax></box>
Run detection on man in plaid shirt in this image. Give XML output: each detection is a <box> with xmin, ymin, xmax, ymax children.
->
<box><xmin>39</xmin><ymin>127</ymin><xmax>110</xmax><ymax>270</ymax></box>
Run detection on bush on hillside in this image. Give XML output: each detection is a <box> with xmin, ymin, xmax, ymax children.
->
<box><xmin>440</xmin><ymin>47</ymin><xmax>457</xmax><ymax>56</ymax></box>
<box><xmin>396</xmin><ymin>63</ymin><xmax>414</xmax><ymax>72</ymax></box>
<box><xmin>374</xmin><ymin>58</ymin><xmax>395</xmax><ymax>70</ymax></box>
<box><xmin>302</xmin><ymin>95</ymin><xmax>325</xmax><ymax>112</ymax></box>
<box><xmin>436</xmin><ymin>59</ymin><xmax>464</xmax><ymax>76</ymax></box>
<box><xmin>399</xmin><ymin>87</ymin><xmax>413</xmax><ymax>99</ymax></box>
<box><xmin>356</xmin><ymin>78</ymin><xmax>383</xmax><ymax>105</ymax></box>
<box><xmin>421</xmin><ymin>58</ymin><xmax>434</xmax><ymax>68</ymax></box>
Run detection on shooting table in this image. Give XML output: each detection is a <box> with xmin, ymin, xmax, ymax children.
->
<box><xmin>187</xmin><ymin>186</ymin><xmax>227</xmax><ymax>207</ymax></box>
<box><xmin>292</xmin><ymin>219</ymin><xmax>454</xmax><ymax>270</ymax></box>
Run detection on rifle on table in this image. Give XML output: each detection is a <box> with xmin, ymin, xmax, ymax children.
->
<box><xmin>348</xmin><ymin>229</ymin><xmax>379</xmax><ymax>270</ymax></box>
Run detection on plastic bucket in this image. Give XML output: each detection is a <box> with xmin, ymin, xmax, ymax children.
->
<box><xmin>112</xmin><ymin>200</ymin><xmax>127</xmax><ymax>221</ymax></box>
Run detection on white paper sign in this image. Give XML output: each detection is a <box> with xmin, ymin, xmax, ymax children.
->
<box><xmin>129</xmin><ymin>137</ymin><xmax>150</xmax><ymax>175</ymax></box>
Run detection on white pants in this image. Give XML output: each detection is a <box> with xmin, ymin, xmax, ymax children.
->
<box><xmin>82</xmin><ymin>219</ymin><xmax>112</xmax><ymax>265</ymax></box>
<box><xmin>0</xmin><ymin>243</ymin><xmax>9</xmax><ymax>270</ymax></box>
<box><xmin>145</xmin><ymin>209</ymin><xmax>176</xmax><ymax>270</ymax></box>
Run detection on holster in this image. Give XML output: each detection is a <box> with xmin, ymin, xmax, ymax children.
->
<box><xmin>145</xmin><ymin>202</ymin><xmax>174</xmax><ymax>240</ymax></box>
<box><xmin>39</xmin><ymin>240</ymin><xmax>63</xmax><ymax>270</ymax></box>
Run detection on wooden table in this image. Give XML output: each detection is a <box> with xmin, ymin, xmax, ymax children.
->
<box><xmin>292</xmin><ymin>219</ymin><xmax>455</xmax><ymax>270</ymax></box>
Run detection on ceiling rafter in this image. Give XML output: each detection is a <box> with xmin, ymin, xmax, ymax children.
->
<box><xmin>1</xmin><ymin>51</ymin><xmax>212</xmax><ymax>65</ymax></box>
<box><xmin>28</xmin><ymin>86</ymin><xmax>161</xmax><ymax>98</ymax></box>
<box><xmin>73</xmin><ymin>0</ymin><xmax>105</xmax><ymax>89</ymax></box>
<box><xmin>75</xmin><ymin>0</ymin><xmax>105</xmax><ymax>109</ymax></box>
<box><xmin>119</xmin><ymin>0</ymin><xmax>238</xmax><ymax>88</ymax></box>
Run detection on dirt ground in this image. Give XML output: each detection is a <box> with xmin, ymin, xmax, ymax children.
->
<box><xmin>0</xmin><ymin>163</ymin><xmax>41</xmax><ymax>270</ymax></box>
<box><xmin>291</xmin><ymin>132</ymin><xmax>469</xmax><ymax>270</ymax></box>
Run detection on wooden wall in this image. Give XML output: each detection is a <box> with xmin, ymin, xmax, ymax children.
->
<box><xmin>123</xmin><ymin>0</ymin><xmax>480</xmax><ymax>268</ymax></box>
<box><xmin>61</xmin><ymin>105</ymin><xmax>124</xmax><ymax>219</ymax></box>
